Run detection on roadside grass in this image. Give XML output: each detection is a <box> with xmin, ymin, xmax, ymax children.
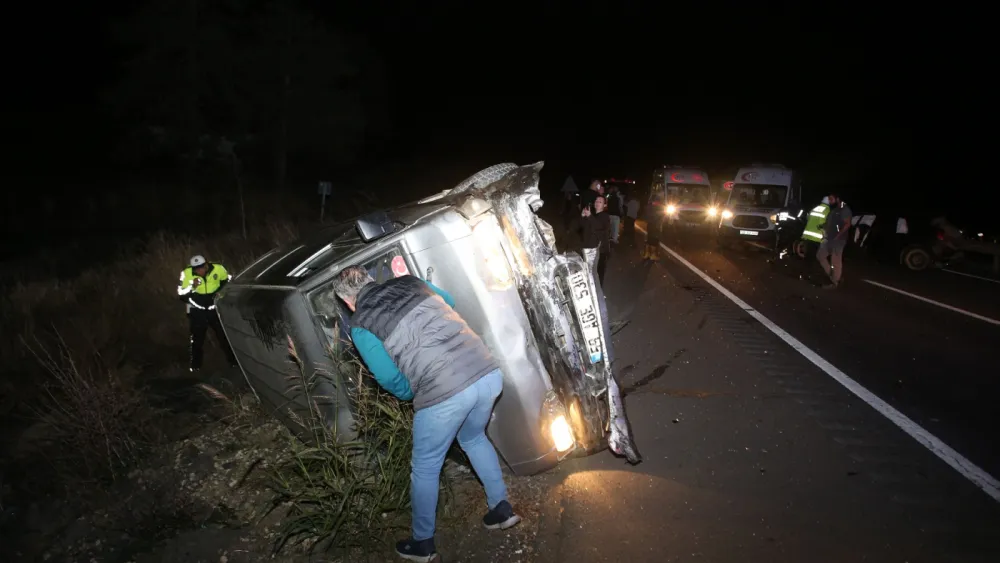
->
<box><xmin>262</xmin><ymin>336</ymin><xmax>446</xmax><ymax>558</ymax></box>
<box><xmin>0</xmin><ymin>211</ymin><xmax>447</xmax><ymax>561</ymax></box>
<box><xmin>0</xmin><ymin>221</ymin><xmax>298</xmax><ymax>504</ymax></box>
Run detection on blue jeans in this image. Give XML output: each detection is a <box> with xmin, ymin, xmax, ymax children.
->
<box><xmin>410</xmin><ymin>368</ymin><xmax>507</xmax><ymax>540</ymax></box>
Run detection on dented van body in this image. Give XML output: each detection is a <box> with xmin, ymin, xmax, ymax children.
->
<box><xmin>215</xmin><ymin>163</ymin><xmax>640</xmax><ymax>476</ymax></box>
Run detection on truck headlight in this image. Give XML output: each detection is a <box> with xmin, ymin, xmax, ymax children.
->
<box><xmin>550</xmin><ymin>415</ymin><xmax>575</xmax><ymax>452</ymax></box>
<box><xmin>665</xmin><ymin>204</ymin><xmax>677</xmax><ymax>215</ymax></box>
<box><xmin>721</xmin><ymin>209</ymin><xmax>734</xmax><ymax>219</ymax></box>
<box><xmin>707</xmin><ymin>207</ymin><xmax>718</xmax><ymax>217</ymax></box>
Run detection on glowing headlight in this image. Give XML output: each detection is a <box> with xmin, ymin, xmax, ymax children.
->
<box><xmin>721</xmin><ymin>210</ymin><xmax>734</xmax><ymax>219</ymax></box>
<box><xmin>707</xmin><ymin>207</ymin><xmax>718</xmax><ymax>217</ymax></box>
<box><xmin>550</xmin><ymin>414</ymin><xmax>575</xmax><ymax>452</ymax></box>
<box><xmin>769</xmin><ymin>214</ymin><xmax>778</xmax><ymax>223</ymax></box>
<box><xmin>665</xmin><ymin>204</ymin><xmax>677</xmax><ymax>215</ymax></box>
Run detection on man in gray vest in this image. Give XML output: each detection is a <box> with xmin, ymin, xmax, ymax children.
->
<box><xmin>333</xmin><ymin>266</ymin><xmax>520</xmax><ymax>562</ymax></box>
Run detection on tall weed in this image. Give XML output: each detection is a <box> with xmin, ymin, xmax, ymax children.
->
<box><xmin>266</xmin><ymin>336</ymin><xmax>428</xmax><ymax>556</ymax></box>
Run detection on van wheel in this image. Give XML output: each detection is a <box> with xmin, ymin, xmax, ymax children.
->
<box><xmin>451</xmin><ymin>163</ymin><xmax>519</xmax><ymax>194</ymax></box>
<box><xmin>901</xmin><ymin>245</ymin><xmax>931</xmax><ymax>271</ymax></box>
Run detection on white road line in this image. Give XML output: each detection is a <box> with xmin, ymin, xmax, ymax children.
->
<box><xmin>634</xmin><ymin>224</ymin><xmax>1000</xmax><ymax>503</ymax></box>
<box><xmin>942</xmin><ymin>268</ymin><xmax>1000</xmax><ymax>285</ymax></box>
<box><xmin>862</xmin><ymin>279</ymin><xmax>1000</xmax><ymax>327</ymax></box>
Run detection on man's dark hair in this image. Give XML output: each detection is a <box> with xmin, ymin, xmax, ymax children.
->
<box><xmin>333</xmin><ymin>265</ymin><xmax>374</xmax><ymax>303</ymax></box>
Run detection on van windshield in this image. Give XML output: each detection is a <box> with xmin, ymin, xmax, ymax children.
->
<box><xmin>729</xmin><ymin>183</ymin><xmax>787</xmax><ymax>208</ymax></box>
<box><xmin>666</xmin><ymin>184</ymin><xmax>712</xmax><ymax>205</ymax></box>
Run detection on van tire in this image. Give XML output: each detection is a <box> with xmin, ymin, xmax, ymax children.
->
<box><xmin>901</xmin><ymin>245</ymin><xmax>931</xmax><ymax>271</ymax></box>
<box><xmin>451</xmin><ymin>163</ymin><xmax>519</xmax><ymax>195</ymax></box>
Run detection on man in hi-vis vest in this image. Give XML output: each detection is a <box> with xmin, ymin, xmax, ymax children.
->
<box><xmin>177</xmin><ymin>255</ymin><xmax>238</xmax><ymax>372</ymax></box>
<box><xmin>801</xmin><ymin>196</ymin><xmax>830</xmax><ymax>245</ymax></box>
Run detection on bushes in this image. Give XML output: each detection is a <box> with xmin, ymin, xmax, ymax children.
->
<box><xmin>2</xmin><ymin>223</ymin><xmax>298</xmax><ymax>373</ymax></box>
<box><xmin>2</xmin><ymin>214</ymin><xmax>432</xmax><ymax>559</ymax></box>
<box><xmin>0</xmin><ymin>221</ymin><xmax>299</xmax><ymax>501</ymax></box>
<box><xmin>265</xmin><ymin>336</ymin><xmax>424</xmax><ymax>555</ymax></box>
<box><xmin>21</xmin><ymin>334</ymin><xmax>158</xmax><ymax>496</ymax></box>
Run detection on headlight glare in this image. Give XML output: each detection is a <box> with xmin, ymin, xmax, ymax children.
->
<box><xmin>550</xmin><ymin>415</ymin><xmax>575</xmax><ymax>452</ymax></box>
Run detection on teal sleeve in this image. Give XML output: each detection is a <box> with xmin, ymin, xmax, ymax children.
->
<box><xmin>350</xmin><ymin>327</ymin><xmax>414</xmax><ymax>401</ymax></box>
<box><xmin>424</xmin><ymin>280</ymin><xmax>456</xmax><ymax>308</ymax></box>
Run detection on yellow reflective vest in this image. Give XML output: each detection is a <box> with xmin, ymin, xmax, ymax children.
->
<box><xmin>801</xmin><ymin>203</ymin><xmax>830</xmax><ymax>242</ymax></box>
<box><xmin>177</xmin><ymin>263</ymin><xmax>231</xmax><ymax>310</ymax></box>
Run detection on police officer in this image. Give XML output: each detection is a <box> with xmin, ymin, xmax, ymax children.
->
<box><xmin>801</xmin><ymin>196</ymin><xmax>831</xmax><ymax>247</ymax></box>
<box><xmin>177</xmin><ymin>255</ymin><xmax>237</xmax><ymax>372</ymax></box>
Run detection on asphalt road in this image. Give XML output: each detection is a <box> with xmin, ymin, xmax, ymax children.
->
<box><xmin>532</xmin><ymin>227</ymin><xmax>1000</xmax><ymax>563</ymax></box>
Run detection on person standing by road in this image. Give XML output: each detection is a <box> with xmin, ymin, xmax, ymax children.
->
<box><xmin>817</xmin><ymin>193</ymin><xmax>853</xmax><ymax>289</ymax></box>
<box><xmin>605</xmin><ymin>184</ymin><xmax>623</xmax><ymax>246</ymax></box>
<box><xmin>580</xmin><ymin>179</ymin><xmax>603</xmax><ymax>214</ymax></box>
<box><xmin>332</xmin><ymin>266</ymin><xmax>521</xmax><ymax>562</ymax></box>
<box><xmin>624</xmin><ymin>192</ymin><xmax>640</xmax><ymax>247</ymax></box>
<box><xmin>642</xmin><ymin>196</ymin><xmax>664</xmax><ymax>262</ymax></box>
<box><xmin>177</xmin><ymin>255</ymin><xmax>238</xmax><ymax>372</ymax></box>
<box><xmin>578</xmin><ymin>195</ymin><xmax>612</xmax><ymax>285</ymax></box>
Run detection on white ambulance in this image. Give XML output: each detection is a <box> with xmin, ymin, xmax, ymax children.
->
<box><xmin>649</xmin><ymin>166</ymin><xmax>718</xmax><ymax>232</ymax></box>
<box><xmin>716</xmin><ymin>164</ymin><xmax>803</xmax><ymax>248</ymax></box>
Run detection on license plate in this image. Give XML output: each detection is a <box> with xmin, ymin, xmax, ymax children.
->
<box><xmin>739</xmin><ymin>230</ymin><xmax>758</xmax><ymax>236</ymax></box>
<box><xmin>568</xmin><ymin>271</ymin><xmax>605</xmax><ymax>364</ymax></box>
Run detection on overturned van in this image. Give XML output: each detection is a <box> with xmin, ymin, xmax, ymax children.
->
<box><xmin>215</xmin><ymin>162</ymin><xmax>641</xmax><ymax>475</ymax></box>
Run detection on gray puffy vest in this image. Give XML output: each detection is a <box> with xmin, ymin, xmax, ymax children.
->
<box><xmin>352</xmin><ymin>276</ymin><xmax>498</xmax><ymax>410</ymax></box>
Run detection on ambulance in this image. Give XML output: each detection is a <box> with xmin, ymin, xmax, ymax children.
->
<box><xmin>649</xmin><ymin>166</ymin><xmax>718</xmax><ymax>232</ymax></box>
<box><xmin>716</xmin><ymin>164</ymin><xmax>803</xmax><ymax>248</ymax></box>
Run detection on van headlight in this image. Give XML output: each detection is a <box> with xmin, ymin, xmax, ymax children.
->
<box><xmin>665</xmin><ymin>204</ymin><xmax>677</xmax><ymax>215</ymax></box>
<box><xmin>550</xmin><ymin>415</ymin><xmax>575</xmax><ymax>452</ymax></box>
<box><xmin>707</xmin><ymin>207</ymin><xmax>718</xmax><ymax>217</ymax></box>
<box><xmin>540</xmin><ymin>390</ymin><xmax>576</xmax><ymax>453</ymax></box>
<box><xmin>721</xmin><ymin>209</ymin><xmax>734</xmax><ymax>219</ymax></box>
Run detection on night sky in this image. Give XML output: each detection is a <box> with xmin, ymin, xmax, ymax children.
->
<box><xmin>9</xmin><ymin>1</ymin><xmax>994</xmax><ymax>229</ymax></box>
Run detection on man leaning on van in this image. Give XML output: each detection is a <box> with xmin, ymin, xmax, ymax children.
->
<box><xmin>332</xmin><ymin>266</ymin><xmax>521</xmax><ymax>562</ymax></box>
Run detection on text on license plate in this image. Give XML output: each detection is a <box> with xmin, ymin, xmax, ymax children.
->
<box><xmin>739</xmin><ymin>230</ymin><xmax>758</xmax><ymax>236</ymax></box>
<box><xmin>568</xmin><ymin>271</ymin><xmax>604</xmax><ymax>364</ymax></box>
